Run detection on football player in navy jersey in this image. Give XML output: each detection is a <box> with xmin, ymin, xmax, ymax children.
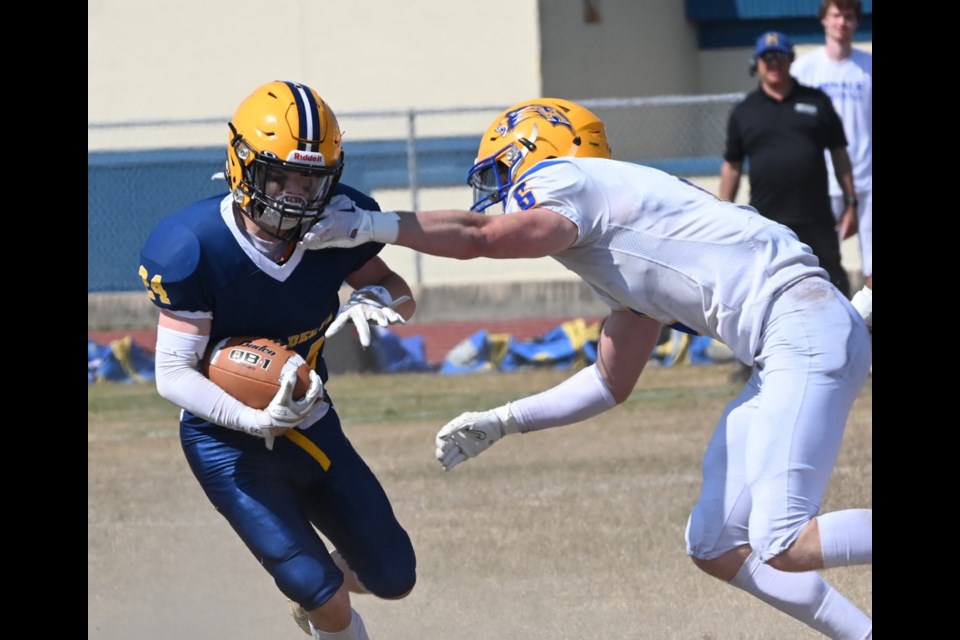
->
<box><xmin>139</xmin><ymin>80</ymin><xmax>416</xmax><ymax>640</ymax></box>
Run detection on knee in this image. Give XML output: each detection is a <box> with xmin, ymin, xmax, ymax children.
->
<box><xmin>690</xmin><ymin>545</ymin><xmax>752</xmax><ymax>583</ymax></box>
<box><xmin>759</xmin><ymin>518</ymin><xmax>822</xmax><ymax>573</ymax></box>
<box><xmin>691</xmin><ymin>554</ymin><xmax>734</xmax><ymax>582</ymax></box>
<box><xmin>691</xmin><ymin>555</ymin><xmax>722</xmax><ymax>579</ymax></box>
<box><xmin>764</xmin><ymin>533</ymin><xmax>823</xmax><ymax>572</ymax></box>
<box><xmin>362</xmin><ymin>561</ymin><xmax>417</xmax><ymax>600</ymax></box>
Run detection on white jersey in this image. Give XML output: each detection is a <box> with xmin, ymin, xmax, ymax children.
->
<box><xmin>504</xmin><ymin>158</ymin><xmax>827</xmax><ymax>365</ymax></box>
<box><xmin>792</xmin><ymin>47</ymin><xmax>873</xmax><ymax>196</ymax></box>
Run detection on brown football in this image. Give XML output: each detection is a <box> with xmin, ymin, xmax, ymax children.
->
<box><xmin>201</xmin><ymin>336</ymin><xmax>311</xmax><ymax>409</ymax></box>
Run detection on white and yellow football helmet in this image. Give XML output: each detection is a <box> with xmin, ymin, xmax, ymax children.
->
<box><xmin>467</xmin><ymin>98</ymin><xmax>612</xmax><ymax>213</ymax></box>
<box><xmin>226</xmin><ymin>80</ymin><xmax>344</xmax><ymax>240</ymax></box>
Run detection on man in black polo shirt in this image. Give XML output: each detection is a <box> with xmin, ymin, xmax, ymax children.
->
<box><xmin>720</xmin><ymin>31</ymin><xmax>857</xmax><ymax>300</ymax></box>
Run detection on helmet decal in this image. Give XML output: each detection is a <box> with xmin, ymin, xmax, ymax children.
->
<box><xmin>285</xmin><ymin>81</ymin><xmax>322</xmax><ymax>153</ymax></box>
<box><xmin>499</xmin><ymin>105</ymin><xmax>574</xmax><ymax>138</ymax></box>
<box><xmin>468</xmin><ymin>98</ymin><xmax>611</xmax><ymax>213</ymax></box>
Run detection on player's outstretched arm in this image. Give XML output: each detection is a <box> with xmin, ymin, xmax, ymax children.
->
<box><xmin>434</xmin><ymin>311</ymin><xmax>662</xmax><ymax>471</ymax></box>
<box><xmin>302</xmin><ymin>206</ymin><xmax>577</xmax><ymax>259</ymax></box>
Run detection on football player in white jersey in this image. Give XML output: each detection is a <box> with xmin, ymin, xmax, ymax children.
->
<box><xmin>793</xmin><ymin>0</ymin><xmax>872</xmax><ymax>321</ymax></box>
<box><xmin>303</xmin><ymin>99</ymin><xmax>872</xmax><ymax>639</ymax></box>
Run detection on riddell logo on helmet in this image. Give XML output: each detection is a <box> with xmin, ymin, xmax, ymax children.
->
<box><xmin>287</xmin><ymin>150</ymin><xmax>326</xmax><ymax>165</ymax></box>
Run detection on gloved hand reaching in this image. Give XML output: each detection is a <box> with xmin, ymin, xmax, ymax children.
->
<box><xmin>255</xmin><ymin>368</ymin><xmax>325</xmax><ymax>450</ymax></box>
<box><xmin>434</xmin><ymin>404</ymin><xmax>520</xmax><ymax>471</ymax></box>
<box><xmin>325</xmin><ymin>286</ymin><xmax>410</xmax><ymax>348</ymax></box>
<box><xmin>300</xmin><ymin>196</ymin><xmax>399</xmax><ymax>250</ymax></box>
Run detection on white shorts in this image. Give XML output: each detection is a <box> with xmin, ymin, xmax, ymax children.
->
<box><xmin>684</xmin><ymin>277</ymin><xmax>871</xmax><ymax>562</ymax></box>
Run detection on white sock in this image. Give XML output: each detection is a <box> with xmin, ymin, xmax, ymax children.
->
<box><xmin>731</xmin><ymin>551</ymin><xmax>871</xmax><ymax>640</ymax></box>
<box><xmin>311</xmin><ymin>608</ymin><xmax>369</xmax><ymax>640</ymax></box>
<box><xmin>818</xmin><ymin>510</ymin><xmax>872</xmax><ymax>568</ymax></box>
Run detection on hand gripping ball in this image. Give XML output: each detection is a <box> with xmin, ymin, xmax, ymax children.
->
<box><xmin>201</xmin><ymin>336</ymin><xmax>311</xmax><ymax>409</ymax></box>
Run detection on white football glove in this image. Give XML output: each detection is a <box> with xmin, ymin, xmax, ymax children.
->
<box><xmin>255</xmin><ymin>367</ymin><xmax>324</xmax><ymax>450</ymax></box>
<box><xmin>300</xmin><ymin>203</ymin><xmax>399</xmax><ymax>250</ymax></box>
<box><xmin>435</xmin><ymin>404</ymin><xmax>520</xmax><ymax>471</ymax></box>
<box><xmin>325</xmin><ymin>286</ymin><xmax>411</xmax><ymax>348</ymax></box>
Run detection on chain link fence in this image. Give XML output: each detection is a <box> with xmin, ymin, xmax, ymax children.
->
<box><xmin>89</xmin><ymin>94</ymin><xmax>743</xmax><ymax>292</ymax></box>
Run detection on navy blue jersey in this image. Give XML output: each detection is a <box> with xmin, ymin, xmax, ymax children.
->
<box><xmin>138</xmin><ymin>183</ymin><xmax>418</xmax><ymax>606</ymax></box>
<box><xmin>139</xmin><ymin>183</ymin><xmax>382</xmax><ymax>385</ymax></box>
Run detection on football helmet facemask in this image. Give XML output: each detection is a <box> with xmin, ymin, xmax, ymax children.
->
<box><xmin>226</xmin><ymin>81</ymin><xmax>344</xmax><ymax>241</ymax></box>
<box><xmin>467</xmin><ymin>98</ymin><xmax>612</xmax><ymax>213</ymax></box>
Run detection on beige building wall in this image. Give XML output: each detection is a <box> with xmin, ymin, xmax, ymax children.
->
<box><xmin>538</xmin><ymin>0</ymin><xmax>701</xmax><ymax>99</ymax></box>
<box><xmin>88</xmin><ymin>0</ymin><xmax>541</xmax><ymax>122</ymax></box>
<box><xmin>89</xmin><ymin>1</ymin><xmax>870</xmax><ymax>287</ymax></box>
<box><xmin>91</xmin><ymin>1</ymin><xmax>874</xmax><ymax>121</ymax></box>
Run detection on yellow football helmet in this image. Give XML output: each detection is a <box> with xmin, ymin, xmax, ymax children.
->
<box><xmin>226</xmin><ymin>80</ymin><xmax>344</xmax><ymax>240</ymax></box>
<box><xmin>467</xmin><ymin>98</ymin><xmax>612</xmax><ymax>213</ymax></box>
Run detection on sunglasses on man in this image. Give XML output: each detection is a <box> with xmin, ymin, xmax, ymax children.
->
<box><xmin>760</xmin><ymin>51</ymin><xmax>792</xmax><ymax>63</ymax></box>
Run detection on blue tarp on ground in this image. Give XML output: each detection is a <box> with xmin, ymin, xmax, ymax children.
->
<box><xmin>649</xmin><ymin>329</ymin><xmax>735</xmax><ymax>367</ymax></box>
<box><xmin>370</xmin><ymin>328</ymin><xmax>435</xmax><ymax>373</ymax></box>
<box><xmin>88</xmin><ymin>321</ymin><xmax>736</xmax><ymax>383</ymax></box>
<box><xmin>438</xmin><ymin>322</ymin><xmax>735</xmax><ymax>375</ymax></box>
<box><xmin>440</xmin><ymin>318</ymin><xmax>601</xmax><ymax>375</ymax></box>
<box><xmin>88</xmin><ymin>336</ymin><xmax>156</xmax><ymax>384</ymax></box>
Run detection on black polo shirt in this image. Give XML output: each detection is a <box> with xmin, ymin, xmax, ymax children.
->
<box><xmin>724</xmin><ymin>81</ymin><xmax>847</xmax><ymax>226</ymax></box>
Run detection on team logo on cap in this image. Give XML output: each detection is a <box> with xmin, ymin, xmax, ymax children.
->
<box><xmin>764</xmin><ymin>32</ymin><xmax>783</xmax><ymax>47</ymax></box>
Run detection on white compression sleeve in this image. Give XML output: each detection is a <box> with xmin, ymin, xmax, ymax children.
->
<box><xmin>818</xmin><ymin>509</ymin><xmax>872</xmax><ymax>568</ymax></box>
<box><xmin>154</xmin><ymin>326</ymin><xmax>264</xmax><ymax>437</ymax></box>
<box><xmin>731</xmin><ymin>550</ymin><xmax>871</xmax><ymax>640</ymax></box>
<box><xmin>509</xmin><ymin>363</ymin><xmax>617</xmax><ymax>433</ymax></box>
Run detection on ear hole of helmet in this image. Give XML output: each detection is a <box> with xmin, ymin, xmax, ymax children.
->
<box><xmin>518</xmin><ymin>137</ymin><xmax>537</xmax><ymax>152</ymax></box>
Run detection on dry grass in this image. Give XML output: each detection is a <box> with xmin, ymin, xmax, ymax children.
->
<box><xmin>88</xmin><ymin>364</ymin><xmax>871</xmax><ymax>639</ymax></box>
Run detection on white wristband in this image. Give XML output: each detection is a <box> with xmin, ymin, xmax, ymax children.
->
<box><xmin>371</xmin><ymin>211</ymin><xmax>400</xmax><ymax>243</ymax></box>
<box><xmin>356</xmin><ymin>285</ymin><xmax>392</xmax><ymax>306</ymax></box>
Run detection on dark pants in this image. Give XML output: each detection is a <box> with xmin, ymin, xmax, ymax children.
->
<box><xmin>181</xmin><ymin>407</ymin><xmax>417</xmax><ymax>610</ymax></box>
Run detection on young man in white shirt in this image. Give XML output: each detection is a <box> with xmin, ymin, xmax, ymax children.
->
<box><xmin>793</xmin><ymin>0</ymin><xmax>872</xmax><ymax>320</ymax></box>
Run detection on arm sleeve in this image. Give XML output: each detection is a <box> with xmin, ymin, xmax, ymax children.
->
<box><xmin>509</xmin><ymin>363</ymin><xmax>617</xmax><ymax>433</ymax></box>
<box><xmin>153</xmin><ymin>326</ymin><xmax>265</xmax><ymax>438</ymax></box>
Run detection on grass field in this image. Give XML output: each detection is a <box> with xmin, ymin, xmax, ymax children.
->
<box><xmin>88</xmin><ymin>364</ymin><xmax>872</xmax><ymax>639</ymax></box>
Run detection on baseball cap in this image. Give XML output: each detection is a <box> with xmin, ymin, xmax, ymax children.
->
<box><xmin>754</xmin><ymin>31</ymin><xmax>794</xmax><ymax>57</ymax></box>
